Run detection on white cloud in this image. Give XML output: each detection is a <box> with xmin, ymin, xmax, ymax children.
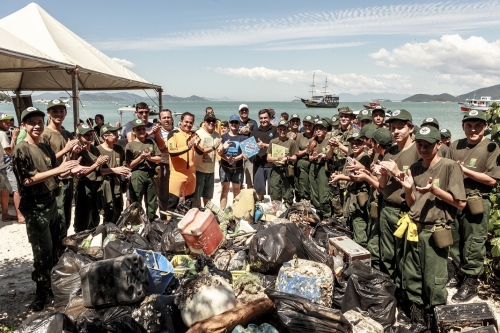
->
<box><xmin>212</xmin><ymin>67</ymin><xmax>412</xmax><ymax>94</ymax></box>
<box><xmin>369</xmin><ymin>34</ymin><xmax>500</xmax><ymax>86</ymax></box>
<box><xmin>254</xmin><ymin>41</ymin><xmax>369</xmax><ymax>51</ymax></box>
<box><xmin>111</xmin><ymin>57</ymin><xmax>136</xmax><ymax>68</ymax></box>
<box><xmin>94</xmin><ymin>1</ymin><xmax>500</xmax><ymax>50</ymax></box>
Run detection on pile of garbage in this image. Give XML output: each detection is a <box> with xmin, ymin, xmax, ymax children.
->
<box><xmin>16</xmin><ymin>190</ymin><xmax>402</xmax><ymax>333</ymax></box>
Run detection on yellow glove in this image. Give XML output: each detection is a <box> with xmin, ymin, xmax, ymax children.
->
<box><xmin>393</xmin><ymin>213</ymin><xmax>419</xmax><ymax>242</ymax></box>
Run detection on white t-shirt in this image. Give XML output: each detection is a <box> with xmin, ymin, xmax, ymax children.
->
<box><xmin>194</xmin><ymin>127</ymin><xmax>221</xmax><ymax>173</ymax></box>
<box><xmin>0</xmin><ymin>131</ymin><xmax>11</xmax><ymax>165</ymax></box>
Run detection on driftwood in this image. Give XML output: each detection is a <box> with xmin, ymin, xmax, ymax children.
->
<box><xmin>186</xmin><ymin>297</ymin><xmax>275</xmax><ymax>333</ymax></box>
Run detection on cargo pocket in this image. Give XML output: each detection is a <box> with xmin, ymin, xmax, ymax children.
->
<box><xmin>468</xmin><ymin>236</ymin><xmax>487</xmax><ymax>265</ymax></box>
<box><xmin>431</xmin><ymin>276</ymin><xmax>448</xmax><ymax>306</ymax></box>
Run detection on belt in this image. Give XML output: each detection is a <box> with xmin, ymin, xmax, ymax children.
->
<box><xmin>273</xmin><ymin>166</ymin><xmax>285</xmax><ymax>171</ymax></box>
<box><xmin>383</xmin><ymin>200</ymin><xmax>408</xmax><ymax>209</ymax></box>
<box><xmin>221</xmin><ymin>165</ymin><xmax>242</xmax><ymax>170</ymax></box>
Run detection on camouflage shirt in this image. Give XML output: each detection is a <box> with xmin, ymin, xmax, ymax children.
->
<box><xmin>12</xmin><ymin>141</ymin><xmax>60</xmax><ymax>197</ymax></box>
<box><xmin>328</xmin><ymin>125</ymin><xmax>359</xmax><ymax>170</ymax></box>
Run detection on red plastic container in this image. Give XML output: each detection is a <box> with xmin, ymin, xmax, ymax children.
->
<box><xmin>178</xmin><ymin>208</ymin><xmax>224</xmax><ymax>256</ymax></box>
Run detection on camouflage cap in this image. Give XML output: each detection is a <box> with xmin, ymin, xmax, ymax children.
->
<box><xmin>421</xmin><ymin>117</ymin><xmax>440</xmax><ymax>129</ymax></box>
<box><xmin>338</xmin><ymin>106</ymin><xmax>353</xmax><ymax>115</ymax></box>
<box><xmin>132</xmin><ymin>118</ymin><xmax>146</xmax><ymax>128</ymax></box>
<box><xmin>386</xmin><ymin>109</ymin><xmax>412</xmax><ymax>123</ymax></box>
<box><xmin>20</xmin><ymin>107</ymin><xmax>45</xmax><ymax>122</ymax></box>
<box><xmin>462</xmin><ymin>109</ymin><xmax>487</xmax><ymax>123</ymax></box>
<box><xmin>47</xmin><ymin>99</ymin><xmax>67</xmax><ymax>111</ymax></box>
<box><xmin>440</xmin><ymin>128</ymin><xmax>451</xmax><ymax>138</ymax></box>
<box><xmin>358</xmin><ymin>109</ymin><xmax>372</xmax><ymax>121</ymax></box>
<box><xmin>76</xmin><ymin>124</ymin><xmax>93</xmax><ymax>135</ymax></box>
<box><xmin>414</xmin><ymin>126</ymin><xmax>441</xmax><ymax>144</ymax></box>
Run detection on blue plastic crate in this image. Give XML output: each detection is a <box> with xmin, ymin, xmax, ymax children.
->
<box><xmin>134</xmin><ymin>249</ymin><xmax>174</xmax><ymax>295</ymax></box>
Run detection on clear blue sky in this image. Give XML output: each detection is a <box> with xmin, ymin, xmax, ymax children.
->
<box><xmin>3</xmin><ymin>0</ymin><xmax>500</xmax><ymax>100</ymax></box>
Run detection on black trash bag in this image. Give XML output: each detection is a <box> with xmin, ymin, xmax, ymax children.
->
<box><xmin>254</xmin><ymin>273</ymin><xmax>278</xmax><ymax>289</ymax></box>
<box><xmin>65</xmin><ymin>295</ymin><xmax>94</xmax><ymax>322</ymax></box>
<box><xmin>265</xmin><ymin>290</ymin><xmax>351</xmax><ymax>333</ymax></box>
<box><xmin>103</xmin><ymin>240</ymin><xmax>135</xmax><ymax>260</ymax></box>
<box><xmin>195</xmin><ymin>254</ymin><xmax>232</xmax><ymax>283</ymax></box>
<box><xmin>313</xmin><ymin>224</ymin><xmax>352</xmax><ymax>250</ymax></box>
<box><xmin>332</xmin><ymin>274</ymin><xmax>348</xmax><ymax>310</ymax></box>
<box><xmin>124</xmin><ymin>231</ymin><xmax>150</xmax><ymax>250</ymax></box>
<box><xmin>51</xmin><ymin>250</ymin><xmax>95</xmax><ymax>311</ymax></box>
<box><xmin>341</xmin><ymin>260</ymin><xmax>396</xmax><ymax>329</ymax></box>
<box><xmin>160</xmin><ymin>219</ymin><xmax>187</xmax><ymax>255</ymax></box>
<box><xmin>131</xmin><ymin>295</ymin><xmax>176</xmax><ymax>333</ymax></box>
<box><xmin>145</xmin><ymin>220</ymin><xmax>169</xmax><ymax>252</ymax></box>
<box><xmin>76</xmin><ymin>306</ymin><xmax>146</xmax><ymax>333</ymax></box>
<box><xmin>249</xmin><ymin>223</ymin><xmax>334</xmax><ymax>274</ymax></box>
<box><xmin>385</xmin><ymin>327</ymin><xmax>412</xmax><ymax>333</ymax></box>
<box><xmin>15</xmin><ymin>313</ymin><xmax>75</xmax><ymax>333</ymax></box>
<box><xmin>62</xmin><ymin>224</ymin><xmax>124</xmax><ymax>260</ymax></box>
<box><xmin>116</xmin><ymin>202</ymin><xmax>150</xmax><ymax>233</ymax></box>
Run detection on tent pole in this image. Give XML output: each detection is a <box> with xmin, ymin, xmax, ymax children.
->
<box><xmin>14</xmin><ymin>90</ymin><xmax>22</xmax><ymax>124</ymax></box>
<box><xmin>71</xmin><ymin>70</ymin><xmax>79</xmax><ymax>131</ymax></box>
<box><xmin>157</xmin><ymin>87</ymin><xmax>163</xmax><ymax>112</ymax></box>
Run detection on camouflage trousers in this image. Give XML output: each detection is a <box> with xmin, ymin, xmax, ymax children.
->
<box><xmin>20</xmin><ymin>194</ymin><xmax>61</xmax><ymax>283</ymax></box>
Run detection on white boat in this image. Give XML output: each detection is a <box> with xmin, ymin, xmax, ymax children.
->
<box><xmin>460</xmin><ymin>96</ymin><xmax>498</xmax><ymax>112</ymax></box>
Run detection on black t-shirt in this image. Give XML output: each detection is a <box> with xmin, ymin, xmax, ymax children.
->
<box><xmin>251</xmin><ymin>126</ymin><xmax>278</xmax><ymax>168</ymax></box>
<box><xmin>220</xmin><ymin>132</ymin><xmax>247</xmax><ymax>168</ymax></box>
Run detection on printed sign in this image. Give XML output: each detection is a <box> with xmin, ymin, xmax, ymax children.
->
<box><xmin>240</xmin><ymin>136</ymin><xmax>260</xmax><ymax>158</ymax></box>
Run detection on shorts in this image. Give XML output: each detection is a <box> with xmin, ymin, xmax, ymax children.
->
<box><xmin>6</xmin><ymin>164</ymin><xmax>17</xmax><ymax>192</ymax></box>
<box><xmin>253</xmin><ymin>166</ymin><xmax>272</xmax><ymax>196</ymax></box>
<box><xmin>220</xmin><ymin>166</ymin><xmax>243</xmax><ymax>184</ymax></box>
<box><xmin>0</xmin><ymin>169</ymin><xmax>12</xmax><ymax>193</ymax></box>
<box><xmin>195</xmin><ymin>171</ymin><xmax>215</xmax><ymax>200</ymax></box>
<box><xmin>244</xmin><ymin>159</ymin><xmax>254</xmax><ymax>186</ymax></box>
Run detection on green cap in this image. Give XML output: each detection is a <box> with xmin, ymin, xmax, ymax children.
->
<box><xmin>132</xmin><ymin>118</ymin><xmax>146</xmax><ymax>128</ymax></box>
<box><xmin>303</xmin><ymin>115</ymin><xmax>314</xmax><ymax>123</ymax></box>
<box><xmin>421</xmin><ymin>117</ymin><xmax>440</xmax><ymax>129</ymax></box>
<box><xmin>100</xmin><ymin>123</ymin><xmax>121</xmax><ymax>136</ymax></box>
<box><xmin>414</xmin><ymin>126</ymin><xmax>441</xmax><ymax>143</ymax></box>
<box><xmin>359</xmin><ymin>123</ymin><xmax>378</xmax><ymax>138</ymax></box>
<box><xmin>313</xmin><ymin>120</ymin><xmax>327</xmax><ymax>129</ymax></box>
<box><xmin>20</xmin><ymin>107</ymin><xmax>45</xmax><ymax>122</ymax></box>
<box><xmin>47</xmin><ymin>99</ymin><xmax>67</xmax><ymax>111</ymax></box>
<box><xmin>462</xmin><ymin>110</ymin><xmax>487</xmax><ymax>123</ymax></box>
<box><xmin>321</xmin><ymin>117</ymin><xmax>334</xmax><ymax>127</ymax></box>
<box><xmin>76</xmin><ymin>124</ymin><xmax>93</xmax><ymax>135</ymax></box>
<box><xmin>372</xmin><ymin>105</ymin><xmax>386</xmax><ymax>114</ymax></box>
<box><xmin>413</xmin><ymin>125</ymin><xmax>420</xmax><ymax>135</ymax></box>
<box><xmin>440</xmin><ymin>128</ymin><xmax>451</xmax><ymax>138</ymax></box>
<box><xmin>386</xmin><ymin>109</ymin><xmax>412</xmax><ymax>123</ymax></box>
<box><xmin>347</xmin><ymin>132</ymin><xmax>362</xmax><ymax>141</ymax></box>
<box><xmin>358</xmin><ymin>109</ymin><xmax>372</xmax><ymax>121</ymax></box>
<box><xmin>277</xmin><ymin>120</ymin><xmax>289</xmax><ymax>128</ymax></box>
<box><xmin>372</xmin><ymin>128</ymin><xmax>392</xmax><ymax>146</ymax></box>
<box><xmin>331</xmin><ymin>114</ymin><xmax>340</xmax><ymax>126</ymax></box>
<box><xmin>290</xmin><ymin>114</ymin><xmax>300</xmax><ymax>121</ymax></box>
<box><xmin>0</xmin><ymin>113</ymin><xmax>14</xmax><ymax>121</ymax></box>
<box><xmin>338</xmin><ymin>106</ymin><xmax>353</xmax><ymax>115</ymax></box>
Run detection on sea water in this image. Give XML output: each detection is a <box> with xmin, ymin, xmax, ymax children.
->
<box><xmin>0</xmin><ymin>100</ymin><xmax>468</xmax><ymax>140</ymax></box>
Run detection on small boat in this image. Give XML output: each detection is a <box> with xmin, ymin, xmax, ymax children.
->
<box><xmin>117</xmin><ymin>105</ymin><xmax>159</xmax><ymax>123</ymax></box>
<box><xmin>363</xmin><ymin>101</ymin><xmax>386</xmax><ymax>110</ymax></box>
<box><xmin>459</xmin><ymin>96</ymin><xmax>496</xmax><ymax>112</ymax></box>
<box><xmin>298</xmin><ymin>73</ymin><xmax>339</xmax><ymax>108</ymax></box>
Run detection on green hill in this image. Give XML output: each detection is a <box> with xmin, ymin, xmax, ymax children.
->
<box><xmin>402</xmin><ymin>93</ymin><xmax>459</xmax><ymax>102</ymax></box>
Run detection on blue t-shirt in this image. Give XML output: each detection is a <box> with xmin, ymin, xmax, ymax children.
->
<box><xmin>237</xmin><ymin>118</ymin><xmax>258</xmax><ymax>136</ymax></box>
<box><xmin>221</xmin><ymin>133</ymin><xmax>247</xmax><ymax>168</ymax></box>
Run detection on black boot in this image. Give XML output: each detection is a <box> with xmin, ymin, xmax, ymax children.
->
<box><xmin>409</xmin><ymin>303</ymin><xmax>429</xmax><ymax>333</ymax></box>
<box><xmin>31</xmin><ymin>281</ymin><xmax>49</xmax><ymax>312</ymax></box>
<box><xmin>452</xmin><ymin>275</ymin><xmax>479</xmax><ymax>302</ymax></box>
<box><xmin>446</xmin><ymin>262</ymin><xmax>461</xmax><ymax>288</ymax></box>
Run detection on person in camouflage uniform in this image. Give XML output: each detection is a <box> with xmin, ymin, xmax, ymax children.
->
<box><xmin>12</xmin><ymin>107</ymin><xmax>82</xmax><ymax>312</ymax></box>
<box><xmin>327</xmin><ymin>107</ymin><xmax>359</xmax><ymax>219</ymax></box>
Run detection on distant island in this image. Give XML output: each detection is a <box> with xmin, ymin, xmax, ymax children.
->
<box><xmin>32</xmin><ymin>92</ymin><xmax>211</xmax><ymax>102</ymax></box>
<box><xmin>403</xmin><ymin>83</ymin><xmax>500</xmax><ymax>102</ymax></box>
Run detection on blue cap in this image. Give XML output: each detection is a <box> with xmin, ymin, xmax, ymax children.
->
<box><xmin>229</xmin><ymin>114</ymin><xmax>240</xmax><ymax>122</ymax></box>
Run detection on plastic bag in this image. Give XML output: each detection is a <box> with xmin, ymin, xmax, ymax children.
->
<box><xmin>14</xmin><ymin>313</ymin><xmax>75</xmax><ymax>333</ymax></box>
<box><xmin>116</xmin><ymin>202</ymin><xmax>149</xmax><ymax>234</ymax></box>
<box><xmin>76</xmin><ymin>306</ymin><xmax>146</xmax><ymax>333</ymax></box>
<box><xmin>145</xmin><ymin>220</ymin><xmax>169</xmax><ymax>252</ymax></box>
<box><xmin>265</xmin><ymin>290</ymin><xmax>350</xmax><ymax>333</ymax></box>
<box><xmin>160</xmin><ymin>219</ymin><xmax>187</xmax><ymax>254</ymax></box>
<box><xmin>124</xmin><ymin>231</ymin><xmax>150</xmax><ymax>250</ymax></box>
<box><xmin>249</xmin><ymin>223</ymin><xmax>334</xmax><ymax>274</ymax></box>
<box><xmin>131</xmin><ymin>295</ymin><xmax>175</xmax><ymax>333</ymax></box>
<box><xmin>341</xmin><ymin>260</ymin><xmax>396</xmax><ymax>329</ymax></box>
<box><xmin>51</xmin><ymin>250</ymin><xmax>94</xmax><ymax>311</ymax></box>
<box><xmin>103</xmin><ymin>240</ymin><xmax>135</xmax><ymax>260</ymax></box>
<box><xmin>62</xmin><ymin>223</ymin><xmax>123</xmax><ymax>260</ymax></box>
<box><xmin>254</xmin><ymin>273</ymin><xmax>278</xmax><ymax>289</ymax></box>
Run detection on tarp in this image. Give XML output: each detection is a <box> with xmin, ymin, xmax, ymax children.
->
<box><xmin>0</xmin><ymin>2</ymin><xmax>160</xmax><ymax>91</ymax></box>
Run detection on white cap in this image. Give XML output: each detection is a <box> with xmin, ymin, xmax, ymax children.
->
<box><xmin>239</xmin><ymin>104</ymin><xmax>249</xmax><ymax>111</ymax></box>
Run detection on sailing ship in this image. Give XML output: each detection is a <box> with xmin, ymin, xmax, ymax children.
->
<box><xmin>299</xmin><ymin>73</ymin><xmax>339</xmax><ymax>108</ymax></box>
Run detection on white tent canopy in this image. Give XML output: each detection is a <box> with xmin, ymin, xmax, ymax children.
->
<box><xmin>0</xmin><ymin>2</ymin><xmax>162</xmax><ymax>127</ymax></box>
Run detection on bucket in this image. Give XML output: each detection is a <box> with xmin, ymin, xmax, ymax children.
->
<box><xmin>134</xmin><ymin>249</ymin><xmax>174</xmax><ymax>295</ymax></box>
<box><xmin>178</xmin><ymin>208</ymin><xmax>224</xmax><ymax>255</ymax></box>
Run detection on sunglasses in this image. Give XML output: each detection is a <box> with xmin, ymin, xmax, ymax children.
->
<box><xmin>206</xmin><ymin>120</ymin><xmax>216</xmax><ymax>124</ymax></box>
<box><xmin>137</xmin><ymin>111</ymin><xmax>150</xmax><ymax>115</ymax></box>
<box><xmin>240</xmin><ymin>109</ymin><xmax>249</xmax><ymax>113</ymax></box>
<box><xmin>229</xmin><ymin>121</ymin><xmax>239</xmax><ymax>125</ymax></box>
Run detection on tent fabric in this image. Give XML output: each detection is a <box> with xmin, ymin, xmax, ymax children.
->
<box><xmin>0</xmin><ymin>3</ymin><xmax>160</xmax><ymax>91</ymax></box>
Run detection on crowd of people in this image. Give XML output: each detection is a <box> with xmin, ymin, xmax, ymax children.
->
<box><xmin>4</xmin><ymin>100</ymin><xmax>500</xmax><ymax>332</ymax></box>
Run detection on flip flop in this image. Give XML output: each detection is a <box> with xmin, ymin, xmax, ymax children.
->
<box><xmin>17</xmin><ymin>220</ymin><xmax>26</xmax><ymax>224</ymax></box>
<box><xmin>2</xmin><ymin>215</ymin><xmax>17</xmax><ymax>222</ymax></box>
